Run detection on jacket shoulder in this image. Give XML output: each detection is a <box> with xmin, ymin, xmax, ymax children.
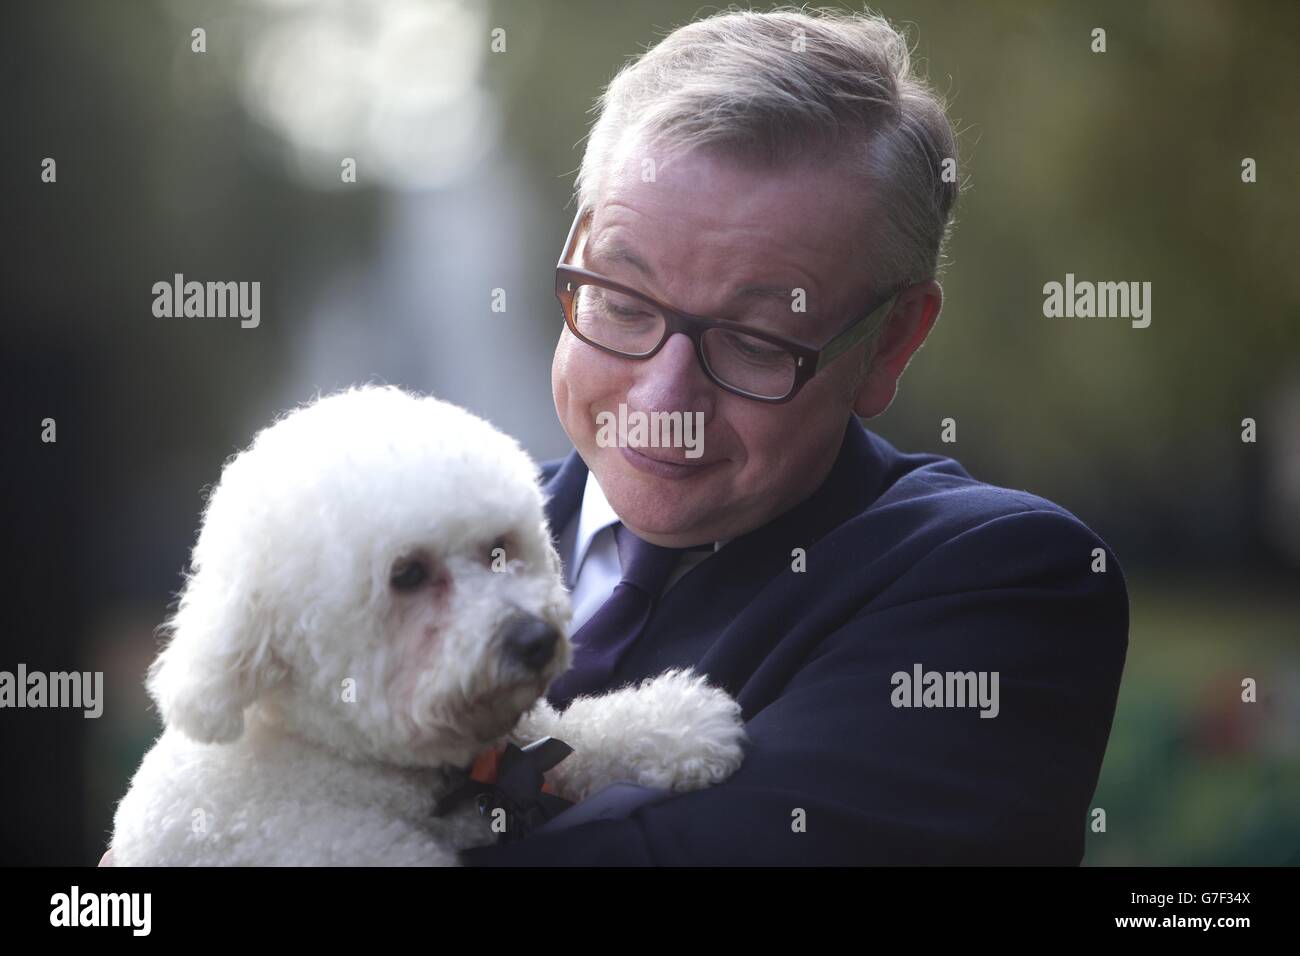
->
<box><xmin>868</xmin><ymin>438</ymin><xmax>1105</xmax><ymax>545</ymax></box>
<box><xmin>851</xmin><ymin>436</ymin><xmax>1126</xmax><ymax>605</ymax></box>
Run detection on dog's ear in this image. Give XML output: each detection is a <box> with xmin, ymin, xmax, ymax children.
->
<box><xmin>146</xmin><ymin>573</ymin><xmax>285</xmax><ymax>744</ymax></box>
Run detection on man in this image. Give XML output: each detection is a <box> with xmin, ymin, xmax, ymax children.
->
<box><xmin>461</xmin><ymin>7</ymin><xmax>1128</xmax><ymax>865</ymax></box>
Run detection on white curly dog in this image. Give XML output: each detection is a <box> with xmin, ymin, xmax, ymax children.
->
<box><xmin>110</xmin><ymin>385</ymin><xmax>745</xmax><ymax>865</ymax></box>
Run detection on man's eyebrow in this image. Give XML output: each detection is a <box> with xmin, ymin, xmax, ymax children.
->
<box><xmin>735</xmin><ymin>284</ymin><xmax>797</xmax><ymax>302</ymax></box>
<box><xmin>587</xmin><ymin>239</ymin><xmax>657</xmax><ymax>281</ymax></box>
<box><xmin>586</xmin><ymin>239</ymin><xmax>805</xmax><ymax>305</ymax></box>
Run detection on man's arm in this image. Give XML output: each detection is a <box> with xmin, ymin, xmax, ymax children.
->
<box><xmin>461</xmin><ymin>509</ymin><xmax>1129</xmax><ymax>865</ymax></box>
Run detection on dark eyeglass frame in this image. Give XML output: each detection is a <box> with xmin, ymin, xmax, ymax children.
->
<box><xmin>554</xmin><ymin>205</ymin><xmax>898</xmax><ymax>404</ymax></box>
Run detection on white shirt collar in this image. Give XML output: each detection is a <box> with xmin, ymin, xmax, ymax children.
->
<box><xmin>570</xmin><ymin>470</ymin><xmax>728</xmax><ymax>582</ymax></box>
<box><xmin>571</xmin><ymin>470</ymin><xmax>622</xmax><ymax>581</ymax></box>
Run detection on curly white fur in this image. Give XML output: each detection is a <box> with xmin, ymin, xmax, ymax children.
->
<box><xmin>110</xmin><ymin>385</ymin><xmax>745</xmax><ymax>866</ymax></box>
<box><xmin>512</xmin><ymin>670</ymin><xmax>746</xmax><ymax>801</ymax></box>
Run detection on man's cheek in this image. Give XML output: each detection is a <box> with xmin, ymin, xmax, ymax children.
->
<box><xmin>562</xmin><ymin>356</ymin><xmax>621</xmax><ymax>422</ymax></box>
<box><xmin>554</xmin><ymin>337</ymin><xmax>595</xmax><ymax>403</ymax></box>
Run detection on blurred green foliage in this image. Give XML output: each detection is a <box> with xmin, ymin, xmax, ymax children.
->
<box><xmin>1086</xmin><ymin>576</ymin><xmax>1299</xmax><ymax>865</ymax></box>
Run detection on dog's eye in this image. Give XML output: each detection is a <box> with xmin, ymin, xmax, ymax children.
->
<box><xmin>390</xmin><ymin>557</ymin><xmax>430</xmax><ymax>591</ymax></box>
<box><xmin>485</xmin><ymin>534</ymin><xmax>518</xmax><ymax>567</ymax></box>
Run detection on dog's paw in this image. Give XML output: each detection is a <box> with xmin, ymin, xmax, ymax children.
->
<box><xmin>634</xmin><ymin>669</ymin><xmax>747</xmax><ymax>790</ymax></box>
<box><xmin>556</xmin><ymin>668</ymin><xmax>747</xmax><ymax>796</ymax></box>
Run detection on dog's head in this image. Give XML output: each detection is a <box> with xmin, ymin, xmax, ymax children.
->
<box><xmin>146</xmin><ymin>385</ymin><xmax>572</xmax><ymax>767</ymax></box>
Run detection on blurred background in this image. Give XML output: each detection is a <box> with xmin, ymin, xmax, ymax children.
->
<box><xmin>2</xmin><ymin>0</ymin><xmax>1296</xmax><ymax>865</ymax></box>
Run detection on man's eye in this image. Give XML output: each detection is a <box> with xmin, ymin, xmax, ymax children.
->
<box><xmin>390</xmin><ymin>558</ymin><xmax>429</xmax><ymax>591</ymax></box>
<box><xmin>725</xmin><ymin>332</ymin><xmax>786</xmax><ymax>362</ymax></box>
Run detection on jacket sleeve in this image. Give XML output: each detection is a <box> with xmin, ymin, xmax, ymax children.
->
<box><xmin>460</xmin><ymin>509</ymin><xmax>1129</xmax><ymax>865</ymax></box>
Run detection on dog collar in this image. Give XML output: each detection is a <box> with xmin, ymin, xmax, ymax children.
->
<box><xmin>433</xmin><ymin>736</ymin><xmax>575</xmax><ymax>842</ymax></box>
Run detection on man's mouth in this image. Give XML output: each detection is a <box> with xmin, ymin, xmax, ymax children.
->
<box><xmin>620</xmin><ymin>446</ymin><xmax>722</xmax><ymax>480</ymax></box>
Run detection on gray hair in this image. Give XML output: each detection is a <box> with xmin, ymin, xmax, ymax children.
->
<box><xmin>576</xmin><ymin>5</ymin><xmax>960</xmax><ymax>359</ymax></box>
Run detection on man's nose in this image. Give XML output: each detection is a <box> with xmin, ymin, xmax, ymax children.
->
<box><xmin>626</xmin><ymin>332</ymin><xmax>716</xmax><ymax>416</ymax></box>
<box><xmin>498</xmin><ymin>614</ymin><xmax>561</xmax><ymax>672</ymax></box>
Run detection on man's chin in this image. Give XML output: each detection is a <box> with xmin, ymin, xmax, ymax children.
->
<box><xmin>584</xmin><ymin>448</ymin><xmax>732</xmax><ymax>535</ymax></box>
<box><xmin>607</xmin><ymin>498</ymin><xmax>717</xmax><ymax>544</ymax></box>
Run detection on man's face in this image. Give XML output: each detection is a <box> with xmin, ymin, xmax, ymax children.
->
<box><xmin>551</xmin><ymin>138</ymin><xmax>882</xmax><ymax>548</ymax></box>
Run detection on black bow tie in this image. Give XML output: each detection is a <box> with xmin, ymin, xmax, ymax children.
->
<box><xmin>432</xmin><ymin>736</ymin><xmax>575</xmax><ymax>843</ymax></box>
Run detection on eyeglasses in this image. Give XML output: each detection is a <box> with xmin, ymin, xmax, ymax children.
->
<box><xmin>554</xmin><ymin>205</ymin><xmax>897</xmax><ymax>403</ymax></box>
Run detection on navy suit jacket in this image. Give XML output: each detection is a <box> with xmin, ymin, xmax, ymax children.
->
<box><xmin>462</xmin><ymin>415</ymin><xmax>1128</xmax><ymax>865</ymax></box>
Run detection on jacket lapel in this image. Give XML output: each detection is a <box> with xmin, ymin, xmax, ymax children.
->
<box><xmin>539</xmin><ymin>449</ymin><xmax>589</xmax><ymax>555</ymax></box>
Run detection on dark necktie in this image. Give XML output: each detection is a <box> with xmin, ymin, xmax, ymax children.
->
<box><xmin>546</xmin><ymin>523</ymin><xmax>711</xmax><ymax>710</ymax></box>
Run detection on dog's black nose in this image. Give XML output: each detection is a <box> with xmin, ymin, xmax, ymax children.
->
<box><xmin>500</xmin><ymin>616</ymin><xmax>560</xmax><ymax>672</ymax></box>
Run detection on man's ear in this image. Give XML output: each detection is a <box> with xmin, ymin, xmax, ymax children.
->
<box><xmin>852</xmin><ymin>279</ymin><xmax>943</xmax><ymax>419</ymax></box>
<box><xmin>146</xmin><ymin>571</ymin><xmax>285</xmax><ymax>744</ymax></box>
